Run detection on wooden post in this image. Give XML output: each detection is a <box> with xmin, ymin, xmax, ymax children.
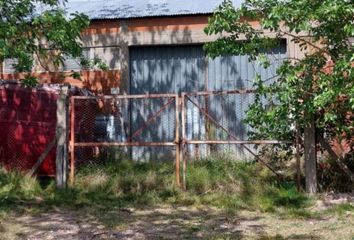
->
<box><xmin>304</xmin><ymin>119</ymin><xmax>317</xmax><ymax>194</ymax></box>
<box><xmin>56</xmin><ymin>86</ymin><xmax>69</xmax><ymax>189</ymax></box>
<box><xmin>175</xmin><ymin>95</ymin><xmax>180</xmax><ymax>188</ymax></box>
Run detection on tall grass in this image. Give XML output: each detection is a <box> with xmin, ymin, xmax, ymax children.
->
<box><xmin>184</xmin><ymin>155</ymin><xmax>310</xmax><ymax>213</ymax></box>
<box><xmin>0</xmin><ymin>169</ymin><xmax>42</xmax><ymax>202</ymax></box>
<box><xmin>0</xmin><ymin>154</ymin><xmax>311</xmax><ymax>216</ymax></box>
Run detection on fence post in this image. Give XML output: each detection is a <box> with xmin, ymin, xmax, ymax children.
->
<box><xmin>69</xmin><ymin>96</ymin><xmax>75</xmax><ymax>185</ymax></box>
<box><xmin>56</xmin><ymin>86</ymin><xmax>69</xmax><ymax>189</ymax></box>
<box><xmin>181</xmin><ymin>93</ymin><xmax>187</xmax><ymax>190</ymax></box>
<box><xmin>175</xmin><ymin>95</ymin><xmax>181</xmax><ymax>188</ymax></box>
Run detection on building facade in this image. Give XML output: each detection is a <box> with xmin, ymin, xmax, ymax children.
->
<box><xmin>0</xmin><ymin>0</ymin><xmax>306</xmax><ymax>95</ymax></box>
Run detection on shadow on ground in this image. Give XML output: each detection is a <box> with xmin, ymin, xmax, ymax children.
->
<box><xmin>1</xmin><ymin>205</ymin><xmax>325</xmax><ymax>240</ymax></box>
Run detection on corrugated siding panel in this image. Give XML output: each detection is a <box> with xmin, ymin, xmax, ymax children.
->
<box><xmin>63</xmin><ymin>56</ymin><xmax>82</xmax><ymax>71</ymax></box>
<box><xmin>3</xmin><ymin>59</ymin><xmax>18</xmax><ymax>73</ymax></box>
<box><xmin>130</xmin><ymin>45</ymin><xmax>206</xmax><ymax>94</ymax></box>
<box><xmin>129</xmin><ymin>43</ymin><xmax>287</xmax><ymax>161</ymax></box>
<box><xmin>63</xmin><ymin>47</ymin><xmax>121</xmax><ymax>71</ymax></box>
<box><xmin>62</xmin><ymin>0</ymin><xmax>244</xmax><ymax>20</ymax></box>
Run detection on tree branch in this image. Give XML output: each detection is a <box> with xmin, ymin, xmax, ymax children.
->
<box><xmin>278</xmin><ymin>30</ymin><xmax>330</xmax><ymax>56</ymax></box>
<box><xmin>318</xmin><ymin>134</ymin><xmax>354</xmax><ymax>183</ymax></box>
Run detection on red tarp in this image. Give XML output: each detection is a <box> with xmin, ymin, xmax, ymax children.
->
<box><xmin>0</xmin><ymin>83</ymin><xmax>59</xmax><ymax>176</ymax></box>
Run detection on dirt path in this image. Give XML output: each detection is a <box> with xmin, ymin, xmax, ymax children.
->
<box><xmin>1</xmin><ymin>206</ymin><xmax>353</xmax><ymax>240</ymax></box>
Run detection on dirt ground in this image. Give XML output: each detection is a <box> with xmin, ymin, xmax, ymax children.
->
<box><xmin>1</xmin><ymin>204</ymin><xmax>353</xmax><ymax>240</ymax></box>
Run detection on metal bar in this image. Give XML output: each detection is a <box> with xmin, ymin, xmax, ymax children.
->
<box><xmin>70</xmin><ymin>97</ymin><xmax>75</xmax><ymax>184</ymax></box>
<box><xmin>175</xmin><ymin>96</ymin><xmax>180</xmax><ymax>188</ymax></box>
<box><xmin>186</xmin><ymin>95</ymin><xmax>242</xmax><ymax>142</ymax></box>
<box><xmin>72</xmin><ymin>93</ymin><xmax>178</xmax><ymax>100</ymax></box>
<box><xmin>204</xmin><ymin>55</ymin><xmax>211</xmax><ymax>156</ymax></box>
<box><xmin>186</xmin><ymin>96</ymin><xmax>282</xmax><ymax>178</ymax></box>
<box><xmin>181</xmin><ymin>93</ymin><xmax>187</xmax><ymax>144</ymax></box>
<box><xmin>74</xmin><ymin>142</ymin><xmax>176</xmax><ymax>147</ymax></box>
<box><xmin>182</xmin><ymin>89</ymin><xmax>256</xmax><ymax>97</ymax></box>
<box><xmin>181</xmin><ymin>94</ymin><xmax>187</xmax><ymax>190</ymax></box>
<box><xmin>185</xmin><ymin>140</ymin><xmax>290</xmax><ymax>144</ymax></box>
<box><xmin>128</xmin><ymin>97</ymin><xmax>175</xmax><ymax>141</ymax></box>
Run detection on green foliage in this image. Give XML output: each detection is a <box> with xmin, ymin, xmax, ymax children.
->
<box><xmin>0</xmin><ymin>0</ymin><xmax>89</xmax><ymax>72</ymax></box>
<box><xmin>22</xmin><ymin>75</ymin><xmax>38</xmax><ymax>88</ymax></box>
<box><xmin>80</xmin><ymin>57</ymin><xmax>109</xmax><ymax>71</ymax></box>
<box><xmin>204</xmin><ymin>0</ymin><xmax>354</xmax><ymax>145</ymax></box>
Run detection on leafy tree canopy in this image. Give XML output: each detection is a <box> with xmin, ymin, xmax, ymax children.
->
<box><xmin>204</xmin><ymin>0</ymin><xmax>354</xmax><ymax>144</ymax></box>
<box><xmin>0</xmin><ymin>0</ymin><xmax>89</xmax><ymax>73</ymax></box>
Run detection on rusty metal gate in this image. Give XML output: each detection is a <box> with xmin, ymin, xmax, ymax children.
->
<box><xmin>70</xmin><ymin>93</ymin><xmax>181</xmax><ymax>185</ymax></box>
<box><xmin>69</xmin><ymin>89</ymin><xmax>285</xmax><ymax>188</ymax></box>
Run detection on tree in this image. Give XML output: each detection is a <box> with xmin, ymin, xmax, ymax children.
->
<box><xmin>0</xmin><ymin>0</ymin><xmax>89</xmax><ymax>85</ymax></box>
<box><xmin>204</xmin><ymin>0</ymin><xmax>354</xmax><ymax>193</ymax></box>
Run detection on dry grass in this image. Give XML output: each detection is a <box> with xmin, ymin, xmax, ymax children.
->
<box><xmin>0</xmin><ymin>205</ymin><xmax>353</xmax><ymax>239</ymax></box>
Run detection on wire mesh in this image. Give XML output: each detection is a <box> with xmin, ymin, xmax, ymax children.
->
<box><xmin>0</xmin><ymin>87</ymin><xmax>57</xmax><ymax>175</ymax></box>
<box><xmin>71</xmin><ymin>95</ymin><xmax>178</xmax><ymax>171</ymax></box>
<box><xmin>183</xmin><ymin>91</ymin><xmax>265</xmax><ymax>160</ymax></box>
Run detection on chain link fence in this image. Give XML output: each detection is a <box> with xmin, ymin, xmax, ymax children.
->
<box><xmin>70</xmin><ymin>90</ymin><xmax>285</xmax><ymax>188</ymax></box>
<box><xmin>0</xmin><ymin>82</ymin><xmax>285</xmax><ymax>186</ymax></box>
<box><xmin>70</xmin><ymin>94</ymin><xmax>179</xmax><ymax>183</ymax></box>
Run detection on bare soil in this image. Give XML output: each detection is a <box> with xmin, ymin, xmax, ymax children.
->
<box><xmin>1</xmin><ymin>204</ymin><xmax>353</xmax><ymax>240</ymax></box>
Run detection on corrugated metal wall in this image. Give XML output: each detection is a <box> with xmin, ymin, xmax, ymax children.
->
<box><xmin>129</xmin><ymin>43</ymin><xmax>287</xmax><ymax>161</ymax></box>
<box><xmin>130</xmin><ymin>45</ymin><xmax>206</xmax><ymax>94</ymax></box>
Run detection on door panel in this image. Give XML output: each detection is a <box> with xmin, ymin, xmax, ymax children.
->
<box><xmin>129</xmin><ymin>43</ymin><xmax>287</xmax><ymax>161</ymax></box>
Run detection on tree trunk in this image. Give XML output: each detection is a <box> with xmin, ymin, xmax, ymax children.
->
<box><xmin>304</xmin><ymin>119</ymin><xmax>317</xmax><ymax>194</ymax></box>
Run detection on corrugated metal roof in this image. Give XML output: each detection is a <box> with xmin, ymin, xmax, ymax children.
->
<box><xmin>62</xmin><ymin>0</ymin><xmax>244</xmax><ymax>20</ymax></box>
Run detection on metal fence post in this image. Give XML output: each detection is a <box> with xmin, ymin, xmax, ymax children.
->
<box><xmin>69</xmin><ymin>96</ymin><xmax>75</xmax><ymax>185</ymax></box>
<box><xmin>175</xmin><ymin>95</ymin><xmax>181</xmax><ymax>188</ymax></box>
<box><xmin>181</xmin><ymin>93</ymin><xmax>187</xmax><ymax>190</ymax></box>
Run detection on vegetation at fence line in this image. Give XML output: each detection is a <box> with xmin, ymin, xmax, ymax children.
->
<box><xmin>1</xmin><ymin>156</ymin><xmax>354</xmax><ymax>239</ymax></box>
<box><xmin>204</xmin><ymin>0</ymin><xmax>354</xmax><ymax>193</ymax></box>
<box><xmin>0</xmin><ymin>154</ymin><xmax>323</xmax><ymax>219</ymax></box>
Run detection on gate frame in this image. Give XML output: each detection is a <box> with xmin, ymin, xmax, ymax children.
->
<box><xmin>69</xmin><ymin>93</ymin><xmax>180</xmax><ymax>186</ymax></box>
<box><xmin>69</xmin><ymin>90</ymin><xmax>290</xmax><ymax>190</ymax></box>
<box><xmin>180</xmin><ymin>90</ymin><xmax>289</xmax><ymax>189</ymax></box>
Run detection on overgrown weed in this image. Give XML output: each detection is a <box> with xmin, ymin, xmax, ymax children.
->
<box><xmin>0</xmin><ymin>154</ymin><xmax>312</xmax><ymax>218</ymax></box>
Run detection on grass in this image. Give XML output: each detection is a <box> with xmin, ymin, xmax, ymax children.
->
<box><xmin>2</xmin><ymin>153</ymin><xmax>353</xmax><ymax>220</ymax></box>
<box><xmin>1</xmin><ymin>156</ymin><xmax>354</xmax><ymax>239</ymax></box>
<box><xmin>0</xmin><ymin>155</ymin><xmax>313</xmax><ymax>217</ymax></box>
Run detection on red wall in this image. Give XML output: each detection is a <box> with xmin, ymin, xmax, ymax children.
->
<box><xmin>0</xmin><ymin>84</ymin><xmax>58</xmax><ymax>176</ymax></box>
<box><xmin>0</xmin><ymin>70</ymin><xmax>121</xmax><ymax>95</ymax></box>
